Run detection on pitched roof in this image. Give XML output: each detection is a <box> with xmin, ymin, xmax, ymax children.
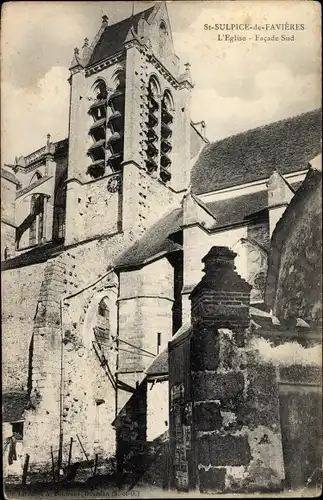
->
<box><xmin>205</xmin><ymin>190</ymin><xmax>268</xmax><ymax>228</ymax></box>
<box><xmin>145</xmin><ymin>348</ymin><xmax>168</xmax><ymax>377</ymax></box>
<box><xmin>114</xmin><ymin>207</ymin><xmax>183</xmax><ymax>270</ymax></box>
<box><xmin>145</xmin><ymin>323</ymin><xmax>192</xmax><ymax>378</ymax></box>
<box><xmin>191</xmin><ymin>109</ymin><xmax>322</xmax><ymax>195</ymax></box>
<box><xmin>87</xmin><ymin>7</ymin><xmax>155</xmax><ymax>67</ymax></box>
<box><xmin>2</xmin><ymin>391</ymin><xmax>29</xmax><ymax>422</ymax></box>
<box><xmin>1</xmin><ymin>241</ymin><xmax>63</xmax><ymax>271</ymax></box>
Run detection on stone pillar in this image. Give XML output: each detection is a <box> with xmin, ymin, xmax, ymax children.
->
<box><xmin>23</xmin><ymin>255</ymin><xmax>67</xmax><ymax>470</ymax></box>
<box><xmin>189</xmin><ymin>246</ymin><xmax>252</xmax><ymax>493</ymax></box>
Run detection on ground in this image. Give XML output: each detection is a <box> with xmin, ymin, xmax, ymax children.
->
<box><xmin>4</xmin><ymin>483</ymin><xmax>321</xmax><ymax>499</ymax></box>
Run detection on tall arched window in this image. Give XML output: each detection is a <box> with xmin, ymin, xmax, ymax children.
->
<box><xmin>87</xmin><ymin>80</ymin><xmax>108</xmax><ymax>179</ymax></box>
<box><xmin>145</xmin><ymin>76</ymin><xmax>160</xmax><ymax>173</ymax></box>
<box><xmin>87</xmin><ymin>74</ymin><xmax>126</xmax><ymax>178</ymax></box>
<box><xmin>53</xmin><ymin>170</ymin><xmax>67</xmax><ymax>241</ymax></box>
<box><xmin>94</xmin><ymin>298</ymin><xmax>110</xmax><ymax>347</ymax></box>
<box><xmin>145</xmin><ymin>79</ymin><xmax>174</xmax><ymax>184</ymax></box>
<box><xmin>106</xmin><ymin>70</ymin><xmax>126</xmax><ymax>172</ymax></box>
<box><xmin>160</xmin><ymin>90</ymin><xmax>173</xmax><ymax>183</ymax></box>
<box><xmin>29</xmin><ymin>194</ymin><xmax>45</xmax><ymax>246</ymax></box>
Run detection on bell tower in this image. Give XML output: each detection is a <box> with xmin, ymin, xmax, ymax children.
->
<box><xmin>65</xmin><ymin>2</ymin><xmax>193</xmax><ymax>245</ymax></box>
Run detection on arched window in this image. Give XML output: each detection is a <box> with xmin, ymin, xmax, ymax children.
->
<box><xmin>113</xmin><ymin>70</ymin><xmax>126</xmax><ymax>93</ymax></box>
<box><xmin>159</xmin><ymin>22</ymin><xmax>167</xmax><ymax>59</ymax></box>
<box><xmin>145</xmin><ymin>76</ymin><xmax>160</xmax><ymax>173</ymax></box>
<box><xmin>53</xmin><ymin>170</ymin><xmax>67</xmax><ymax>241</ymax></box>
<box><xmin>87</xmin><ymin>74</ymin><xmax>126</xmax><ymax>178</ymax></box>
<box><xmin>106</xmin><ymin>70</ymin><xmax>126</xmax><ymax>172</ymax></box>
<box><xmin>29</xmin><ymin>194</ymin><xmax>45</xmax><ymax>246</ymax></box>
<box><xmin>145</xmin><ymin>79</ymin><xmax>174</xmax><ymax>184</ymax></box>
<box><xmin>160</xmin><ymin>90</ymin><xmax>173</xmax><ymax>183</ymax></box>
<box><xmin>87</xmin><ymin>80</ymin><xmax>108</xmax><ymax>179</ymax></box>
<box><xmin>30</xmin><ymin>172</ymin><xmax>42</xmax><ymax>185</ymax></box>
<box><xmin>94</xmin><ymin>298</ymin><xmax>110</xmax><ymax>346</ymax></box>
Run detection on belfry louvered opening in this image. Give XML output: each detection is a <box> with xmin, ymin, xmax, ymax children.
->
<box><xmin>106</xmin><ymin>71</ymin><xmax>125</xmax><ymax>172</ymax></box>
<box><xmin>145</xmin><ymin>77</ymin><xmax>174</xmax><ymax>184</ymax></box>
<box><xmin>87</xmin><ymin>73</ymin><xmax>126</xmax><ymax>179</ymax></box>
<box><xmin>145</xmin><ymin>77</ymin><xmax>160</xmax><ymax>173</ymax></box>
<box><xmin>87</xmin><ymin>80</ymin><xmax>108</xmax><ymax>179</ymax></box>
<box><xmin>160</xmin><ymin>90</ymin><xmax>173</xmax><ymax>183</ymax></box>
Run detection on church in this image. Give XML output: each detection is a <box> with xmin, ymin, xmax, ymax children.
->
<box><xmin>1</xmin><ymin>1</ymin><xmax>322</xmax><ymax>490</ymax></box>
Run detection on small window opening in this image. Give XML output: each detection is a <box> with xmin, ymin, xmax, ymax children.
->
<box><xmin>95</xmin><ymin>298</ymin><xmax>110</xmax><ymax>348</ymax></box>
<box><xmin>29</xmin><ymin>194</ymin><xmax>45</xmax><ymax>246</ymax></box>
<box><xmin>157</xmin><ymin>332</ymin><xmax>162</xmax><ymax>355</ymax></box>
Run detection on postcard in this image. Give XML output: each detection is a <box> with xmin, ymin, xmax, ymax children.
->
<box><xmin>1</xmin><ymin>1</ymin><xmax>321</xmax><ymax>498</ymax></box>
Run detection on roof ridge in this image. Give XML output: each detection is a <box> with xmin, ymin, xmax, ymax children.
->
<box><xmin>86</xmin><ymin>6</ymin><xmax>155</xmax><ymax>67</ymax></box>
<box><xmin>208</xmin><ymin>108</ymin><xmax>322</xmax><ymax>146</ymax></box>
<box><xmin>106</xmin><ymin>6</ymin><xmax>154</xmax><ymax>29</ymax></box>
<box><xmin>190</xmin><ymin>192</ymin><xmax>217</xmax><ymax>220</ymax></box>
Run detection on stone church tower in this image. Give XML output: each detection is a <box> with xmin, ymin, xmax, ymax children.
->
<box><xmin>66</xmin><ymin>2</ymin><xmax>193</xmax><ymax>245</ymax></box>
<box><xmin>3</xmin><ymin>0</ymin><xmax>319</xmax><ymax>484</ymax></box>
<box><xmin>2</xmin><ymin>1</ymin><xmax>207</xmax><ymax>478</ymax></box>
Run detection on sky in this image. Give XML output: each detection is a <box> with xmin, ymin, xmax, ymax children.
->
<box><xmin>1</xmin><ymin>0</ymin><xmax>321</xmax><ymax>163</ymax></box>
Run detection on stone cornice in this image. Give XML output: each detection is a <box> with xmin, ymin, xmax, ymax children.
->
<box><xmin>85</xmin><ymin>36</ymin><xmax>191</xmax><ymax>91</ymax></box>
<box><xmin>143</xmin><ymin>49</ymin><xmax>187</xmax><ymax>90</ymax></box>
<box><xmin>66</xmin><ymin>171</ymin><xmax>122</xmax><ymax>186</ymax></box>
<box><xmin>85</xmin><ymin>51</ymin><xmax>125</xmax><ymax>77</ymax></box>
<box><xmin>14</xmin><ymin>159</ymin><xmax>46</xmax><ymax>174</ymax></box>
<box><xmin>182</xmin><ymin>213</ymin><xmax>269</xmax><ymax>235</ymax></box>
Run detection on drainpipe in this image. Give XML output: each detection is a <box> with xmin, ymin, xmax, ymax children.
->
<box><xmin>115</xmin><ymin>274</ymin><xmax>121</xmax><ymax>419</ymax></box>
<box><xmin>57</xmin><ymin>298</ymin><xmax>65</xmax><ymax>476</ymax></box>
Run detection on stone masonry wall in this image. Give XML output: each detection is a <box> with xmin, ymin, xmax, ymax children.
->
<box><xmin>2</xmin><ymin>263</ymin><xmax>46</xmax><ymax>391</ymax></box>
<box><xmin>186</xmin><ymin>247</ymin><xmax>285</xmax><ymax>493</ymax></box>
<box><xmin>3</xmin><ymin>230</ymin><xmax>134</xmax><ymax>476</ymax></box>
<box><xmin>1</xmin><ymin>177</ymin><xmax>16</xmax><ymax>223</ymax></box>
<box><xmin>1</xmin><ymin>222</ymin><xmax>16</xmax><ymax>261</ymax></box>
<box><xmin>2</xmin><ymin>161</ymin><xmax>177</xmax><ymax>475</ymax></box>
<box><xmin>60</xmin><ymin>274</ymin><xmax>119</xmax><ymax>466</ymax></box>
<box><xmin>182</xmin><ymin>245</ymin><xmax>322</xmax><ymax>494</ymax></box>
<box><xmin>117</xmin><ymin>258</ymin><xmax>174</xmax><ymax>411</ymax></box>
<box><xmin>191</xmin><ymin>328</ymin><xmax>285</xmax><ymax>493</ymax></box>
<box><xmin>1</xmin><ymin>176</ymin><xmax>17</xmax><ymax>259</ymax></box>
<box><xmin>122</xmin><ymin>162</ymin><xmax>179</xmax><ymax>240</ymax></box>
<box><xmin>22</xmin><ymin>254</ymin><xmax>68</xmax><ymax>470</ymax></box>
<box><xmin>272</xmin><ymin>170</ymin><xmax>322</xmax><ymax>322</ymax></box>
<box><xmin>65</xmin><ymin>175</ymin><xmax>121</xmax><ymax>245</ymax></box>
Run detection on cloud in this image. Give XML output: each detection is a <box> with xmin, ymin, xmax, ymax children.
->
<box><xmin>172</xmin><ymin>1</ymin><xmax>321</xmax><ymax>141</ymax></box>
<box><xmin>2</xmin><ymin>66</ymin><xmax>70</xmax><ymax>163</ymax></box>
<box><xmin>190</xmin><ymin>63</ymin><xmax>320</xmax><ymax>141</ymax></box>
<box><xmin>1</xmin><ymin>1</ymin><xmax>321</xmax><ymax>159</ymax></box>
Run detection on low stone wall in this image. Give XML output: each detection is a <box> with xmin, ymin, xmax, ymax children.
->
<box><xmin>170</xmin><ymin>245</ymin><xmax>322</xmax><ymax>494</ymax></box>
<box><xmin>193</xmin><ymin>328</ymin><xmax>285</xmax><ymax>493</ymax></box>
